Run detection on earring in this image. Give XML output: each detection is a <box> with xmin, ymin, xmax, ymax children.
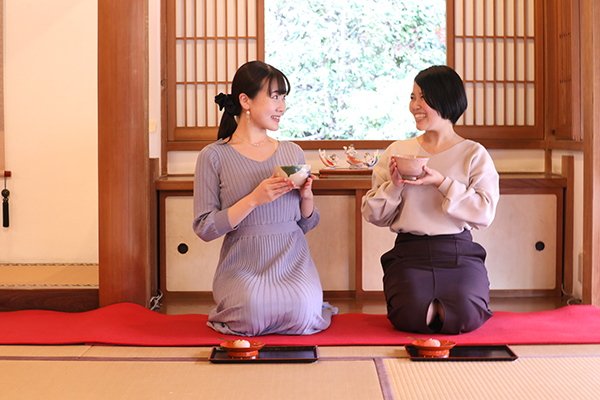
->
<box><xmin>246</xmin><ymin>110</ymin><xmax>250</xmax><ymax>124</ymax></box>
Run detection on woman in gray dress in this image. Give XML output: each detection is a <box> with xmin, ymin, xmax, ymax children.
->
<box><xmin>193</xmin><ymin>61</ymin><xmax>337</xmax><ymax>336</ymax></box>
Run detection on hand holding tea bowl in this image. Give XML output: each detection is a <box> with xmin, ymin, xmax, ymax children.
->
<box><xmin>274</xmin><ymin>164</ymin><xmax>312</xmax><ymax>188</ymax></box>
<box><xmin>392</xmin><ymin>155</ymin><xmax>430</xmax><ymax>181</ymax></box>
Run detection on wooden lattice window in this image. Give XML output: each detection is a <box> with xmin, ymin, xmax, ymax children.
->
<box><xmin>165</xmin><ymin>0</ymin><xmax>547</xmax><ymax>150</ymax></box>
<box><xmin>166</xmin><ymin>0</ymin><xmax>263</xmax><ymax>149</ymax></box>
<box><xmin>448</xmin><ymin>0</ymin><xmax>544</xmax><ymax>141</ymax></box>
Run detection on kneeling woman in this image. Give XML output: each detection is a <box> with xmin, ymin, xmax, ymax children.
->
<box><xmin>193</xmin><ymin>61</ymin><xmax>336</xmax><ymax>336</ymax></box>
<box><xmin>361</xmin><ymin>65</ymin><xmax>499</xmax><ymax>334</ymax></box>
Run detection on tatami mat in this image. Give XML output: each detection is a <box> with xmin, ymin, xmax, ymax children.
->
<box><xmin>385</xmin><ymin>356</ymin><xmax>600</xmax><ymax>400</ymax></box>
<box><xmin>318</xmin><ymin>345</ymin><xmax>407</xmax><ymax>358</ymax></box>
<box><xmin>2</xmin><ymin>344</ymin><xmax>600</xmax><ymax>399</ymax></box>
<box><xmin>0</xmin><ymin>358</ymin><xmax>385</xmax><ymax>400</ymax></box>
<box><xmin>0</xmin><ymin>345</ymin><xmax>92</xmax><ymax>358</ymax></box>
<box><xmin>509</xmin><ymin>343</ymin><xmax>600</xmax><ymax>357</ymax></box>
<box><xmin>0</xmin><ymin>264</ymin><xmax>98</xmax><ymax>288</ymax></box>
<box><xmin>83</xmin><ymin>345</ymin><xmax>404</xmax><ymax>360</ymax></box>
<box><xmin>81</xmin><ymin>345</ymin><xmax>213</xmax><ymax>359</ymax></box>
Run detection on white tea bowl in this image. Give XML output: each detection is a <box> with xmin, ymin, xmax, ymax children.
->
<box><xmin>274</xmin><ymin>164</ymin><xmax>311</xmax><ymax>188</ymax></box>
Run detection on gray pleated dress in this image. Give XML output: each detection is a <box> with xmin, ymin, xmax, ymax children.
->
<box><xmin>193</xmin><ymin>139</ymin><xmax>337</xmax><ymax>336</ymax></box>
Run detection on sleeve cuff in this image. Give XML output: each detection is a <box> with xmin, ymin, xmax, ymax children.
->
<box><xmin>437</xmin><ymin>177</ymin><xmax>452</xmax><ymax>196</ymax></box>
<box><xmin>213</xmin><ymin>209</ymin><xmax>234</xmax><ymax>235</ymax></box>
<box><xmin>384</xmin><ymin>181</ymin><xmax>404</xmax><ymax>199</ymax></box>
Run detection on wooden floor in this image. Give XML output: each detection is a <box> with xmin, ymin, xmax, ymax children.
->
<box><xmin>157</xmin><ymin>294</ymin><xmax>576</xmax><ymax>315</ymax></box>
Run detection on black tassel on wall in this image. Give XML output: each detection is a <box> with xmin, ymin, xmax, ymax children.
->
<box><xmin>2</xmin><ymin>181</ymin><xmax>8</xmax><ymax>228</ymax></box>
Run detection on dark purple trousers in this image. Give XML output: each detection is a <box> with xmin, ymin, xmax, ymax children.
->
<box><xmin>381</xmin><ymin>230</ymin><xmax>493</xmax><ymax>335</ymax></box>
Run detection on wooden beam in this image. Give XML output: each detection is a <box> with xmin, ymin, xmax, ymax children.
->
<box><xmin>0</xmin><ymin>289</ymin><xmax>99</xmax><ymax>312</ymax></box>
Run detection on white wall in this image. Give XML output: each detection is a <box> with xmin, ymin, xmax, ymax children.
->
<box><xmin>0</xmin><ymin>0</ymin><xmax>163</xmax><ymax>264</ymax></box>
<box><xmin>1</xmin><ymin>0</ymin><xmax>98</xmax><ymax>263</ymax></box>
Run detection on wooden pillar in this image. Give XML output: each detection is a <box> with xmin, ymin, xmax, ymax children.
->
<box><xmin>98</xmin><ymin>0</ymin><xmax>151</xmax><ymax>307</ymax></box>
<box><xmin>581</xmin><ymin>0</ymin><xmax>600</xmax><ymax>306</ymax></box>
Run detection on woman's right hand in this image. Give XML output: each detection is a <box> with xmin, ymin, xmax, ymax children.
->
<box><xmin>389</xmin><ymin>158</ymin><xmax>405</xmax><ymax>188</ymax></box>
<box><xmin>249</xmin><ymin>174</ymin><xmax>294</xmax><ymax>207</ymax></box>
<box><xmin>227</xmin><ymin>175</ymin><xmax>294</xmax><ymax>227</ymax></box>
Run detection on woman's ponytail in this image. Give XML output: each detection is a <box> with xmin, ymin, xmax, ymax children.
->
<box><xmin>215</xmin><ymin>93</ymin><xmax>240</xmax><ymax>141</ymax></box>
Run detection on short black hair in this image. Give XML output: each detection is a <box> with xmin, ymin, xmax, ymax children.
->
<box><xmin>414</xmin><ymin>65</ymin><xmax>467</xmax><ymax>124</ymax></box>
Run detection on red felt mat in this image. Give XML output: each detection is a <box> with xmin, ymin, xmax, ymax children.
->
<box><xmin>1</xmin><ymin>303</ymin><xmax>599</xmax><ymax>346</ymax></box>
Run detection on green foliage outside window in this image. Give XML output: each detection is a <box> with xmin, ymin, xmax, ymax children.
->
<box><xmin>265</xmin><ymin>0</ymin><xmax>446</xmax><ymax>141</ymax></box>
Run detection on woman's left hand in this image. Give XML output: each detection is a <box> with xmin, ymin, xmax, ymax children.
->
<box><xmin>299</xmin><ymin>174</ymin><xmax>316</xmax><ymax>200</ymax></box>
<box><xmin>402</xmin><ymin>165</ymin><xmax>445</xmax><ymax>188</ymax></box>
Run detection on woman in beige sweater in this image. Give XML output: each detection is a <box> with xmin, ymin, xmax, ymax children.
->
<box><xmin>362</xmin><ymin>66</ymin><xmax>499</xmax><ymax>334</ymax></box>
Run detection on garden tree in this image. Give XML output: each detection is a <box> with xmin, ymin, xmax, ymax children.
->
<box><xmin>265</xmin><ymin>0</ymin><xmax>446</xmax><ymax>140</ymax></box>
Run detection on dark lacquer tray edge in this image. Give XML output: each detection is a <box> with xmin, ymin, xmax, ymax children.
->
<box><xmin>405</xmin><ymin>344</ymin><xmax>519</xmax><ymax>362</ymax></box>
<box><xmin>209</xmin><ymin>345</ymin><xmax>319</xmax><ymax>364</ymax></box>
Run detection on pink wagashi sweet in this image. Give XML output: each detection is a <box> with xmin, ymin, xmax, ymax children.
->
<box><xmin>422</xmin><ymin>338</ymin><xmax>441</xmax><ymax>347</ymax></box>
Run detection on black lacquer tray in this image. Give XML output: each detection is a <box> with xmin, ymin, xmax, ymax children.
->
<box><xmin>209</xmin><ymin>345</ymin><xmax>319</xmax><ymax>364</ymax></box>
<box><xmin>406</xmin><ymin>344</ymin><xmax>518</xmax><ymax>361</ymax></box>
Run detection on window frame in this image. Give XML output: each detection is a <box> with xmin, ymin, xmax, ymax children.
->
<box><xmin>162</xmin><ymin>0</ymin><xmax>552</xmax><ymax>153</ymax></box>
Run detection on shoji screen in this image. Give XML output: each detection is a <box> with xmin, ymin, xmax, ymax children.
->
<box><xmin>166</xmin><ymin>0</ymin><xmax>263</xmax><ymax>145</ymax></box>
<box><xmin>449</xmin><ymin>0</ymin><xmax>543</xmax><ymax>140</ymax></box>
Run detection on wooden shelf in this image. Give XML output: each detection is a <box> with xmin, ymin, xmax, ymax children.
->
<box><xmin>318</xmin><ymin>168</ymin><xmax>373</xmax><ymax>177</ymax></box>
<box><xmin>155</xmin><ymin>172</ymin><xmax>567</xmax><ymax>192</ymax></box>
